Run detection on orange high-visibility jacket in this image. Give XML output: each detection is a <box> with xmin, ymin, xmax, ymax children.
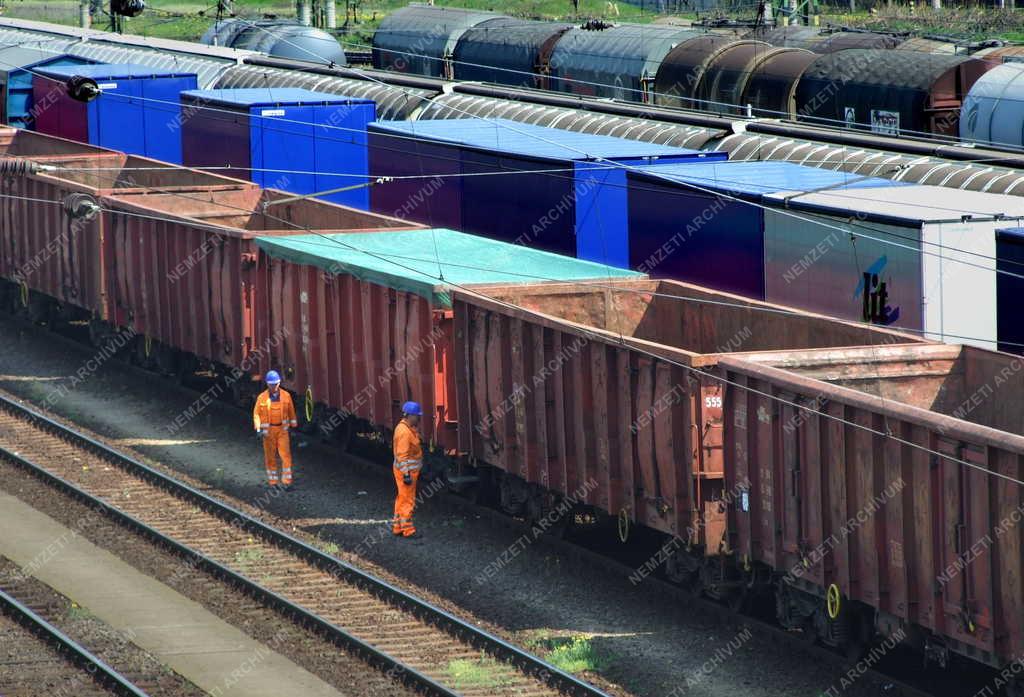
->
<box><xmin>253</xmin><ymin>388</ymin><xmax>297</xmax><ymax>431</ymax></box>
<box><xmin>393</xmin><ymin>419</ymin><xmax>422</xmax><ymax>473</ymax></box>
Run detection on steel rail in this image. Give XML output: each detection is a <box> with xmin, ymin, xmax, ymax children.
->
<box><xmin>0</xmin><ymin>586</ymin><xmax>152</xmax><ymax>697</ymax></box>
<box><xmin>0</xmin><ymin>393</ymin><xmax>610</xmax><ymax>697</ymax></box>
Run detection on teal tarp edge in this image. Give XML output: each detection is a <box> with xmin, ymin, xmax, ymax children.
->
<box><xmin>254</xmin><ymin>235</ymin><xmax>454</xmax><ymax>307</ymax></box>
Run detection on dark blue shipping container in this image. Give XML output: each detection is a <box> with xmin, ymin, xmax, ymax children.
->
<box><xmin>622</xmin><ymin>161</ymin><xmax>904</xmax><ymax>298</ymax></box>
<box><xmin>0</xmin><ymin>47</ymin><xmax>97</xmax><ymax>129</ymax></box>
<box><xmin>996</xmin><ymin>227</ymin><xmax>1024</xmax><ymax>355</ymax></box>
<box><xmin>180</xmin><ymin>88</ymin><xmax>376</xmax><ymax>209</ymax></box>
<box><xmin>368</xmin><ymin>118</ymin><xmax>725</xmax><ymax>256</ymax></box>
<box><xmin>32</xmin><ymin>63</ymin><xmax>197</xmax><ymax>163</ymax></box>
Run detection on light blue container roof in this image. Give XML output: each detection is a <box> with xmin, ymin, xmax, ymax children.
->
<box><xmin>369</xmin><ymin>117</ymin><xmax>716</xmax><ymax>162</ymax></box>
<box><xmin>36</xmin><ymin>62</ymin><xmax>197</xmax><ymax>79</ymax></box>
<box><xmin>181</xmin><ymin>87</ymin><xmax>374</xmax><ymax>108</ymax></box>
<box><xmin>630</xmin><ymin>160</ymin><xmax>906</xmax><ymax>197</ymax></box>
<box><xmin>0</xmin><ymin>47</ymin><xmax>93</xmax><ymax>74</ymax></box>
<box><xmin>255</xmin><ymin>228</ymin><xmax>644</xmax><ymax>306</ymax></box>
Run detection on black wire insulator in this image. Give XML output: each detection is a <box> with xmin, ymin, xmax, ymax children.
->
<box><xmin>66</xmin><ymin>76</ymin><xmax>100</xmax><ymax>103</ymax></box>
<box><xmin>0</xmin><ymin>159</ymin><xmax>39</xmax><ymax>177</ymax></box>
<box><xmin>111</xmin><ymin>0</ymin><xmax>145</xmax><ymax>16</ymax></box>
<box><xmin>62</xmin><ymin>193</ymin><xmax>101</xmax><ymax>221</ymax></box>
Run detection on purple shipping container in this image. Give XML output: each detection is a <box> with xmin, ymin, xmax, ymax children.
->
<box><xmin>622</xmin><ymin>160</ymin><xmax>905</xmax><ymax>301</ymax></box>
<box><xmin>368</xmin><ymin>118</ymin><xmax>724</xmax><ymax>257</ymax></box>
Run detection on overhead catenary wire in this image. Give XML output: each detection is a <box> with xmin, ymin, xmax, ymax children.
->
<box><xmin>4</xmin><ymin>25</ymin><xmax>1019</xmax><ymax>374</ymax></box>
<box><xmin>13</xmin><ymin>43</ymin><xmax>1024</xmax><ymax>287</ymax></box>
<box><xmin>1</xmin><ymin>20</ymin><xmax>1023</xmax><ymax>504</ymax></box>
<box><xmin>8</xmin><ymin>25</ymin><xmax>1024</xmax><ymax>171</ymax></box>
<box><xmin>13</xmin><ymin>72</ymin><xmax>1024</xmax><ymax>281</ymax></box>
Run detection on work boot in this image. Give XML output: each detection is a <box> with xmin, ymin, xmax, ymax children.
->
<box><xmin>404</xmin><ymin>531</ymin><xmax>423</xmax><ymax>540</ymax></box>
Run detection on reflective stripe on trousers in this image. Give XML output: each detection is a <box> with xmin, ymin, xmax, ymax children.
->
<box><xmin>263</xmin><ymin>426</ymin><xmax>293</xmax><ymax>485</ymax></box>
<box><xmin>392</xmin><ymin>466</ymin><xmax>419</xmax><ymax>536</ymax></box>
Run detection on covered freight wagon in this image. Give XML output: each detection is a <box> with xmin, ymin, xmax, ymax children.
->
<box><xmin>451</xmin><ymin>17</ymin><xmax>572</xmax><ymax>89</ymax></box>
<box><xmin>252</xmin><ymin>227</ymin><xmax>643</xmax><ymax>448</ymax></box>
<box><xmin>372</xmin><ymin>4</ymin><xmax>506</xmax><ymax>78</ymax></box>
<box><xmin>794</xmin><ymin>50</ymin><xmax>995</xmax><ymax>137</ymax></box>
<box><xmin>548</xmin><ymin>24</ymin><xmax>700</xmax><ymax>102</ymax></box>
<box><xmin>719</xmin><ymin>341</ymin><xmax>1024</xmax><ymax>669</ymax></box>
<box><xmin>620</xmin><ymin>161</ymin><xmax>1024</xmax><ymax>350</ymax></box>
<box><xmin>180</xmin><ymin>88</ymin><xmax>376</xmax><ymax>209</ymax></box>
<box><xmin>32</xmin><ymin>63</ymin><xmax>198</xmax><ymax>164</ymax></box>
<box><xmin>368</xmin><ymin>117</ymin><xmax>725</xmax><ymax>256</ymax></box>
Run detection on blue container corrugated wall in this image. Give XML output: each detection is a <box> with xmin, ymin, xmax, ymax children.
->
<box><xmin>996</xmin><ymin>228</ymin><xmax>1024</xmax><ymax>355</ymax></box>
<box><xmin>6</xmin><ymin>55</ymin><xmax>97</xmax><ymax>130</ymax></box>
<box><xmin>181</xmin><ymin>88</ymin><xmax>376</xmax><ymax>209</ymax></box>
<box><xmin>32</xmin><ymin>64</ymin><xmax>197</xmax><ymax>163</ymax></box>
<box><xmin>626</xmin><ymin>177</ymin><xmax>766</xmax><ymax>298</ymax></box>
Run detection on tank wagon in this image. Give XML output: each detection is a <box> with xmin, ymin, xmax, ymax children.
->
<box><xmin>3</xmin><ymin>125</ymin><xmax>1024</xmax><ymax>687</ymax></box>
<box><xmin>200</xmin><ymin>19</ymin><xmax>346</xmax><ymax>67</ymax></box>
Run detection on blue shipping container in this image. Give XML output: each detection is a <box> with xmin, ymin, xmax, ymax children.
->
<box><xmin>0</xmin><ymin>47</ymin><xmax>97</xmax><ymax>129</ymax></box>
<box><xmin>622</xmin><ymin>160</ymin><xmax>905</xmax><ymax>299</ymax></box>
<box><xmin>368</xmin><ymin>118</ymin><xmax>726</xmax><ymax>256</ymax></box>
<box><xmin>32</xmin><ymin>63</ymin><xmax>198</xmax><ymax>163</ymax></box>
<box><xmin>180</xmin><ymin>88</ymin><xmax>376</xmax><ymax>209</ymax></box>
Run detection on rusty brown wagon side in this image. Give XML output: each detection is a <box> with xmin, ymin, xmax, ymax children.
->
<box><xmin>101</xmin><ymin>186</ymin><xmax>418</xmax><ymax>376</ymax></box>
<box><xmin>451</xmin><ymin>278</ymin><xmax>924</xmax><ymax>544</ymax></box>
<box><xmin>251</xmin><ymin>228</ymin><xmax>644</xmax><ymax>451</ymax></box>
<box><xmin>719</xmin><ymin>344</ymin><xmax>1024</xmax><ymax>667</ymax></box>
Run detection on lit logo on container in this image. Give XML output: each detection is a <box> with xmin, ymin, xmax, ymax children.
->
<box><xmin>97</xmin><ymin>82</ymin><xmax>118</xmax><ymax>90</ymax></box>
<box><xmin>853</xmin><ymin>255</ymin><xmax>900</xmax><ymax>325</ymax></box>
<box><xmin>260</xmin><ymin>109</ymin><xmax>286</xmax><ymax>117</ymax></box>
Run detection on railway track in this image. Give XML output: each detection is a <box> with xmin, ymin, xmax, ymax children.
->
<box><xmin>0</xmin><ymin>392</ymin><xmax>608</xmax><ymax>697</ymax></box>
<box><xmin>0</xmin><ymin>584</ymin><xmax>149</xmax><ymax>697</ymax></box>
<box><xmin>0</xmin><ymin>557</ymin><xmax>208</xmax><ymax>697</ymax></box>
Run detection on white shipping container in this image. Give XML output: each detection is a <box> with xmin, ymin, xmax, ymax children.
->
<box><xmin>761</xmin><ymin>185</ymin><xmax>1024</xmax><ymax>350</ymax></box>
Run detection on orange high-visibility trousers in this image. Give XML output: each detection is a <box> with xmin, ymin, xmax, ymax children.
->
<box><xmin>263</xmin><ymin>426</ymin><xmax>293</xmax><ymax>485</ymax></box>
<box><xmin>392</xmin><ymin>467</ymin><xmax>419</xmax><ymax>536</ymax></box>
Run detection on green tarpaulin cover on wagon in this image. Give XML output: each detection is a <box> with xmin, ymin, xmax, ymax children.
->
<box><xmin>254</xmin><ymin>228</ymin><xmax>645</xmax><ymax>307</ymax></box>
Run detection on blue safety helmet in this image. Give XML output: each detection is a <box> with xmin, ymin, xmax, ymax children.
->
<box><xmin>265</xmin><ymin>370</ymin><xmax>281</xmax><ymax>385</ymax></box>
<box><xmin>402</xmin><ymin>401</ymin><xmax>422</xmax><ymax>416</ymax></box>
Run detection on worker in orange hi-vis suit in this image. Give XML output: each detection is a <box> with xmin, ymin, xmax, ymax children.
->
<box><xmin>252</xmin><ymin>370</ymin><xmax>298</xmax><ymax>490</ymax></box>
<box><xmin>392</xmin><ymin>401</ymin><xmax>423</xmax><ymax>539</ymax></box>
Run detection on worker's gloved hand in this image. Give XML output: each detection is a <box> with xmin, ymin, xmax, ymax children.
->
<box><xmin>403</xmin><ymin>472</ymin><xmax>412</xmax><ymax>485</ymax></box>
<box><xmin>256</xmin><ymin>430</ymin><xmax>265</xmax><ymax>440</ymax></box>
